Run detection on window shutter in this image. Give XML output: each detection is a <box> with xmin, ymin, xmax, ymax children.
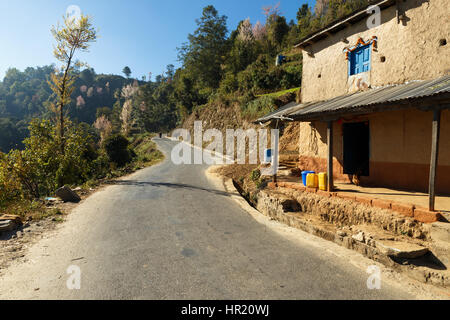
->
<box><xmin>362</xmin><ymin>45</ymin><xmax>371</xmax><ymax>72</ymax></box>
<box><xmin>349</xmin><ymin>44</ymin><xmax>372</xmax><ymax>75</ymax></box>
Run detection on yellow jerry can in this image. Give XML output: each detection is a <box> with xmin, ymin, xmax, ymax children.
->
<box><xmin>306</xmin><ymin>173</ymin><xmax>319</xmax><ymax>188</ymax></box>
<box><xmin>318</xmin><ymin>173</ymin><xmax>328</xmax><ymax>191</ymax></box>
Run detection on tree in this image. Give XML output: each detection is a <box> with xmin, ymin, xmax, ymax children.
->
<box><xmin>238</xmin><ymin>18</ymin><xmax>254</xmax><ymax>42</ymax></box>
<box><xmin>178</xmin><ymin>5</ymin><xmax>228</xmax><ymax>89</ymax></box>
<box><xmin>252</xmin><ymin>21</ymin><xmax>267</xmax><ymax>41</ymax></box>
<box><xmin>297</xmin><ymin>4</ymin><xmax>313</xmax><ymax>38</ymax></box>
<box><xmin>122</xmin><ymin>66</ymin><xmax>132</xmax><ymax>78</ymax></box>
<box><xmin>49</xmin><ymin>13</ymin><xmax>97</xmax><ymax>154</ymax></box>
<box><xmin>103</xmin><ymin>134</ymin><xmax>131</xmax><ymax>167</ymax></box>
<box><xmin>314</xmin><ymin>0</ymin><xmax>329</xmax><ymax>17</ymax></box>
<box><xmin>267</xmin><ymin>15</ymin><xmax>289</xmax><ymax>48</ymax></box>
<box><xmin>165</xmin><ymin>64</ymin><xmax>175</xmax><ymax>80</ymax></box>
<box><xmin>119</xmin><ymin>82</ymin><xmax>139</xmax><ymax>135</ymax></box>
<box><xmin>262</xmin><ymin>3</ymin><xmax>281</xmax><ymax>19</ymax></box>
<box><xmin>94</xmin><ymin>115</ymin><xmax>112</xmax><ymax>143</ymax></box>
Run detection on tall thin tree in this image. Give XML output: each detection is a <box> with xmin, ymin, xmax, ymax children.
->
<box><xmin>48</xmin><ymin>13</ymin><xmax>97</xmax><ymax>154</ymax></box>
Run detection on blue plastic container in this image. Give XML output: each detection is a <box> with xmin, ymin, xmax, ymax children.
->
<box><xmin>264</xmin><ymin>149</ymin><xmax>272</xmax><ymax>164</ymax></box>
<box><xmin>301</xmin><ymin>171</ymin><xmax>315</xmax><ymax>186</ymax></box>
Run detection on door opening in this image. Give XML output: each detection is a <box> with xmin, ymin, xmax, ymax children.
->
<box><xmin>343</xmin><ymin>122</ymin><xmax>370</xmax><ymax>176</ymax></box>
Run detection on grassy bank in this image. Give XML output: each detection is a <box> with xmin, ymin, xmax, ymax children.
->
<box><xmin>257</xmin><ymin>87</ymin><xmax>300</xmax><ymax>98</ymax></box>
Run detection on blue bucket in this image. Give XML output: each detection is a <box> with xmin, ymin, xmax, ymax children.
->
<box><xmin>301</xmin><ymin>171</ymin><xmax>315</xmax><ymax>186</ymax></box>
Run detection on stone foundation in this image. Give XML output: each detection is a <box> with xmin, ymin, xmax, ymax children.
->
<box><xmin>258</xmin><ymin>189</ymin><xmax>430</xmax><ymax>240</ymax></box>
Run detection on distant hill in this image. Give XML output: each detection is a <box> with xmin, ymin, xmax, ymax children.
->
<box><xmin>0</xmin><ymin>66</ymin><xmax>139</xmax><ymax>152</ymax></box>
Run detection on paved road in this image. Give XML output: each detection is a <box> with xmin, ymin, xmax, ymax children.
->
<box><xmin>0</xmin><ymin>138</ymin><xmax>416</xmax><ymax>299</ymax></box>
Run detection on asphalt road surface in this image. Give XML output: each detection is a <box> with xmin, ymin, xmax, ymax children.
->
<box><xmin>0</xmin><ymin>138</ymin><xmax>418</xmax><ymax>299</ymax></box>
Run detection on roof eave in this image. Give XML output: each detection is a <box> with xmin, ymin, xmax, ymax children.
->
<box><xmin>295</xmin><ymin>0</ymin><xmax>396</xmax><ymax>49</ymax></box>
<box><xmin>290</xmin><ymin>94</ymin><xmax>450</xmax><ymax>122</ymax></box>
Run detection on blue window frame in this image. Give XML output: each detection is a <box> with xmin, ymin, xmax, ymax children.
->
<box><xmin>348</xmin><ymin>44</ymin><xmax>372</xmax><ymax>76</ymax></box>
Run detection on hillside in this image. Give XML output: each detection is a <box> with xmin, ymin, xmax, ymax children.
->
<box><xmin>0</xmin><ymin>66</ymin><xmax>138</xmax><ymax>151</ymax></box>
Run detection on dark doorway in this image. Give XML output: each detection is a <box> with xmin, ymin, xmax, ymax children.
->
<box><xmin>343</xmin><ymin>122</ymin><xmax>370</xmax><ymax>176</ymax></box>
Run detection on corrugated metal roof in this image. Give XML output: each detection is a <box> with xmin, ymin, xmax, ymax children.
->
<box><xmin>256</xmin><ymin>75</ymin><xmax>450</xmax><ymax>123</ymax></box>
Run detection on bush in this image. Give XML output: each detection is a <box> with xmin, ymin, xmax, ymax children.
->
<box><xmin>103</xmin><ymin>134</ymin><xmax>132</xmax><ymax>167</ymax></box>
<box><xmin>0</xmin><ymin>152</ymin><xmax>22</xmax><ymax>205</ymax></box>
<box><xmin>218</xmin><ymin>72</ymin><xmax>238</xmax><ymax>95</ymax></box>
<box><xmin>241</xmin><ymin>96</ymin><xmax>276</xmax><ymax>120</ymax></box>
<box><xmin>250</xmin><ymin>169</ymin><xmax>261</xmax><ymax>182</ymax></box>
<box><xmin>0</xmin><ymin>119</ymin><xmax>102</xmax><ymax>200</ymax></box>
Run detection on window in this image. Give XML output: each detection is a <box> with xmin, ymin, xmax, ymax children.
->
<box><xmin>348</xmin><ymin>44</ymin><xmax>372</xmax><ymax>76</ymax></box>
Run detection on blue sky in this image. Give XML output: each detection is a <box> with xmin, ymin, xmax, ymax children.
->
<box><xmin>0</xmin><ymin>0</ymin><xmax>315</xmax><ymax>81</ymax></box>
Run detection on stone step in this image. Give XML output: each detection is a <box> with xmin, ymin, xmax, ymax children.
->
<box><xmin>376</xmin><ymin>240</ymin><xmax>429</xmax><ymax>259</ymax></box>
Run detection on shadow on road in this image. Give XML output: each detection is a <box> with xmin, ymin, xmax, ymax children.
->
<box><xmin>105</xmin><ymin>180</ymin><xmax>234</xmax><ymax>197</ymax></box>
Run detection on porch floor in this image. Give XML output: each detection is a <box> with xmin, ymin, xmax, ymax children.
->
<box><xmin>333</xmin><ymin>183</ymin><xmax>450</xmax><ymax>215</ymax></box>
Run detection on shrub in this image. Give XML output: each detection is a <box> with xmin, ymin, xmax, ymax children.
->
<box><xmin>250</xmin><ymin>169</ymin><xmax>261</xmax><ymax>182</ymax></box>
<box><xmin>0</xmin><ymin>119</ymin><xmax>101</xmax><ymax>200</ymax></box>
<box><xmin>218</xmin><ymin>72</ymin><xmax>238</xmax><ymax>95</ymax></box>
<box><xmin>103</xmin><ymin>134</ymin><xmax>132</xmax><ymax>167</ymax></box>
<box><xmin>0</xmin><ymin>152</ymin><xmax>23</xmax><ymax>205</ymax></box>
<box><xmin>241</xmin><ymin>96</ymin><xmax>276</xmax><ymax>120</ymax></box>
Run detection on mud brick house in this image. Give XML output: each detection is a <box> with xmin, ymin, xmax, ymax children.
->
<box><xmin>257</xmin><ymin>0</ymin><xmax>450</xmax><ymax>210</ymax></box>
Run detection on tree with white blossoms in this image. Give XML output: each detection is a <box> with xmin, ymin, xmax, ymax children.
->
<box><xmin>120</xmin><ymin>100</ymin><xmax>134</xmax><ymax>136</ymax></box>
<box><xmin>314</xmin><ymin>0</ymin><xmax>329</xmax><ymax>17</ymax></box>
<box><xmin>76</xmin><ymin>95</ymin><xmax>85</xmax><ymax>107</ymax></box>
<box><xmin>262</xmin><ymin>2</ymin><xmax>281</xmax><ymax>20</ymax></box>
<box><xmin>121</xmin><ymin>82</ymin><xmax>139</xmax><ymax>100</ymax></box>
<box><xmin>238</xmin><ymin>18</ymin><xmax>254</xmax><ymax>42</ymax></box>
<box><xmin>119</xmin><ymin>81</ymin><xmax>139</xmax><ymax>135</ymax></box>
<box><xmin>94</xmin><ymin>115</ymin><xmax>112</xmax><ymax>143</ymax></box>
<box><xmin>252</xmin><ymin>21</ymin><xmax>266</xmax><ymax>41</ymax></box>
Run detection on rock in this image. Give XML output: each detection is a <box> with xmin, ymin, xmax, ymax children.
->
<box><xmin>366</xmin><ymin>238</ymin><xmax>376</xmax><ymax>247</ymax></box>
<box><xmin>0</xmin><ymin>214</ymin><xmax>22</xmax><ymax>224</ymax></box>
<box><xmin>376</xmin><ymin>240</ymin><xmax>429</xmax><ymax>259</ymax></box>
<box><xmin>0</xmin><ymin>215</ymin><xmax>22</xmax><ymax>233</ymax></box>
<box><xmin>352</xmin><ymin>232</ymin><xmax>365</xmax><ymax>243</ymax></box>
<box><xmin>55</xmin><ymin>186</ymin><xmax>81</xmax><ymax>203</ymax></box>
<box><xmin>337</xmin><ymin>230</ymin><xmax>347</xmax><ymax>237</ymax></box>
<box><xmin>0</xmin><ymin>220</ymin><xmax>18</xmax><ymax>233</ymax></box>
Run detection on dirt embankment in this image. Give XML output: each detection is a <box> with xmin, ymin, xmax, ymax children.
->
<box><xmin>181</xmin><ymin>92</ymin><xmax>298</xmax><ymax>138</ymax></box>
<box><xmin>182</xmin><ymin>101</ymin><xmax>257</xmax><ymax>134</ymax></box>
